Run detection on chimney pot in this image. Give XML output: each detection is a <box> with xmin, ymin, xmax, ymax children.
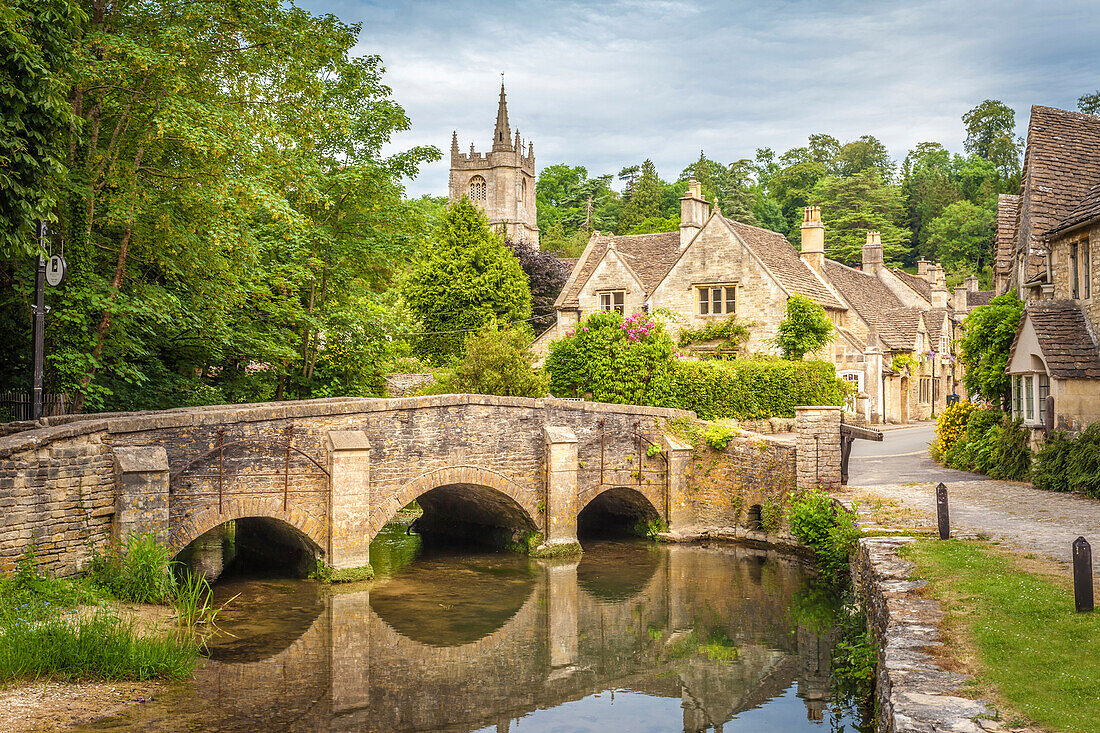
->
<box><xmin>862</xmin><ymin>230</ymin><xmax>884</xmax><ymax>271</ymax></box>
<box><xmin>800</xmin><ymin>205</ymin><xmax>825</xmax><ymax>271</ymax></box>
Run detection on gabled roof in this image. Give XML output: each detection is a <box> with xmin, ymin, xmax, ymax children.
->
<box><xmin>1047</xmin><ymin>180</ymin><xmax>1100</xmax><ymax>237</ymax></box>
<box><xmin>555</xmin><ymin>231</ymin><xmax>682</xmax><ymax>307</ymax></box>
<box><xmin>1009</xmin><ymin>300</ymin><xmax>1100</xmax><ymax>379</ymax></box>
<box><xmin>821</xmin><ymin>260</ymin><xmax>910</xmax><ymax>348</ymax></box>
<box><xmin>995</xmin><ymin>194</ymin><xmax>1020</xmax><ymax>278</ymax></box>
<box><xmin>889</xmin><ymin>268</ymin><xmax>932</xmax><ymax>304</ymax></box>
<box><xmin>722</xmin><ymin>218</ymin><xmax>845</xmax><ymax>310</ymax></box>
<box><xmin>878</xmin><ymin>308</ymin><xmax>923</xmax><ymax>351</ymax></box>
<box><xmin>1016</xmin><ymin>106</ymin><xmax>1100</xmax><ymax>281</ymax></box>
<box><xmin>923</xmin><ymin>309</ymin><xmax>951</xmax><ymax>345</ymax></box>
<box><xmin>967</xmin><ymin>290</ymin><xmax>995</xmax><ymax>309</ymax></box>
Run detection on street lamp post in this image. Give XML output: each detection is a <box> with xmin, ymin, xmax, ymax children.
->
<box><xmin>31</xmin><ymin>222</ymin><xmax>48</xmax><ymax>419</ymax></box>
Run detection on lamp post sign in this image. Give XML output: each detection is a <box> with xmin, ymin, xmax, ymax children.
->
<box><xmin>31</xmin><ymin>221</ymin><xmax>65</xmax><ymax>420</ymax></box>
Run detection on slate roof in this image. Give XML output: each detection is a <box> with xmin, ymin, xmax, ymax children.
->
<box><xmin>967</xmin><ymin>290</ymin><xmax>995</xmax><ymax>309</ymax></box>
<box><xmin>878</xmin><ymin>308</ymin><xmax>923</xmax><ymax>351</ymax></box>
<box><xmin>556</xmin><ymin>231</ymin><xmax>681</xmax><ymax>307</ymax></box>
<box><xmin>924</xmin><ymin>309</ymin><xmax>950</xmax><ymax>345</ymax></box>
<box><xmin>821</xmin><ymin>260</ymin><xmax>914</xmax><ymax>350</ymax></box>
<box><xmin>1015</xmin><ymin>106</ymin><xmax>1100</xmax><ymax>281</ymax></box>
<box><xmin>722</xmin><ymin>217</ymin><xmax>845</xmax><ymax>311</ymax></box>
<box><xmin>995</xmin><ymin>194</ymin><xmax>1020</xmax><ymax>279</ymax></box>
<box><xmin>1011</xmin><ymin>300</ymin><xmax>1100</xmax><ymax>379</ymax></box>
<box><xmin>555</xmin><ymin>216</ymin><xmax>846</xmax><ymax>312</ymax></box>
<box><xmin>1047</xmin><ymin>181</ymin><xmax>1100</xmax><ymax>236</ymax></box>
<box><xmin>890</xmin><ymin>268</ymin><xmax>932</xmax><ymax>304</ymax></box>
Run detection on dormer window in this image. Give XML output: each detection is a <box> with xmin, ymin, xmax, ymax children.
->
<box><xmin>469</xmin><ymin>176</ymin><xmax>486</xmax><ymax>203</ymax></box>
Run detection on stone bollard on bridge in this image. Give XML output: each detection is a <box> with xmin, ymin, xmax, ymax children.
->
<box><xmin>794</xmin><ymin>406</ymin><xmax>841</xmax><ymax>491</ymax></box>
<box><xmin>326</xmin><ymin>431</ymin><xmax>373</xmax><ymax>572</ymax></box>
<box><xmin>542</xmin><ymin>426</ymin><xmax>579</xmax><ymax>551</ymax></box>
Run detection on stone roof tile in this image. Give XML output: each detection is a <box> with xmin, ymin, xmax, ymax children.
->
<box><xmin>1018</xmin><ymin>300</ymin><xmax>1100</xmax><ymax>379</ymax></box>
<box><xmin>995</xmin><ymin>194</ymin><xmax>1020</xmax><ymax>278</ymax></box>
<box><xmin>890</xmin><ymin>268</ymin><xmax>932</xmax><ymax>304</ymax></box>
<box><xmin>967</xmin><ymin>290</ymin><xmax>995</xmax><ymax>308</ymax></box>
<box><xmin>821</xmin><ymin>260</ymin><xmax>910</xmax><ymax>348</ymax></box>
<box><xmin>557</xmin><ymin>231</ymin><xmax>681</xmax><ymax>307</ymax></box>
<box><xmin>1047</xmin><ymin>181</ymin><xmax>1100</xmax><ymax>236</ymax></box>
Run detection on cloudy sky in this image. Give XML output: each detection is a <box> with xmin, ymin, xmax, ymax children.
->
<box><xmin>302</xmin><ymin>0</ymin><xmax>1099</xmax><ymax>197</ymax></box>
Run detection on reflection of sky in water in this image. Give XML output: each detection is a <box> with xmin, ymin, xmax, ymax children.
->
<box><xmin>475</xmin><ymin>685</ymin><xmax>827</xmax><ymax>732</ymax></box>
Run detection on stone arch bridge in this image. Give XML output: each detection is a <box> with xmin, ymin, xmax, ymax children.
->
<box><xmin>0</xmin><ymin>395</ymin><xmax>844</xmax><ymax>575</ymax></box>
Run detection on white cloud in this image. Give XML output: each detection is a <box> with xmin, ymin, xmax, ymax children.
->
<box><xmin>303</xmin><ymin>0</ymin><xmax>1100</xmax><ymax>195</ymax></box>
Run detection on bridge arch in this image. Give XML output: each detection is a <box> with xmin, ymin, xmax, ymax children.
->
<box><xmin>368</xmin><ymin>465</ymin><xmax>542</xmax><ymax>545</ymax></box>
<box><xmin>576</xmin><ymin>486</ymin><xmax>662</xmax><ymax>539</ymax></box>
<box><xmin>170</xmin><ymin>498</ymin><xmax>327</xmax><ymax>559</ymax></box>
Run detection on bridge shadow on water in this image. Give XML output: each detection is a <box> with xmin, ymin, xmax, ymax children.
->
<box><xmin>85</xmin><ymin>534</ymin><xmax>864</xmax><ymax>733</ymax></box>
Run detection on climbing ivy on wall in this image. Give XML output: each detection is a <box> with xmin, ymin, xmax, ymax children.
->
<box><xmin>676</xmin><ymin>316</ymin><xmax>752</xmax><ymax>356</ymax></box>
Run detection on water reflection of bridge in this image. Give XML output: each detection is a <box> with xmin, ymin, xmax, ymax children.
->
<box><xmin>153</xmin><ymin>545</ymin><xmax>833</xmax><ymax>732</ymax></box>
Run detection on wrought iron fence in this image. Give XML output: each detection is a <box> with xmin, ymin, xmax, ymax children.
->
<box><xmin>0</xmin><ymin>391</ymin><xmax>70</xmax><ymax>422</ymax></box>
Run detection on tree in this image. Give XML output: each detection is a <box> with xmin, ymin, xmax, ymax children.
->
<box><xmin>504</xmin><ymin>238</ymin><xmax>570</xmax><ymax>333</ymax></box>
<box><xmin>772</xmin><ymin>294</ymin><xmax>835</xmax><ymax>360</ymax></box>
<box><xmin>926</xmin><ymin>201</ymin><xmax>996</xmax><ymax>271</ymax></box>
<box><xmin>901</xmin><ymin>143</ymin><xmax>959</xmax><ymax>259</ymax></box>
<box><xmin>835</xmin><ymin>135</ymin><xmax>894</xmax><ymax>180</ymax></box>
<box><xmin>0</xmin><ymin>0</ymin><xmax>83</xmax><ymax>258</ymax></box>
<box><xmin>958</xmin><ymin>293</ymin><xmax>1024</xmax><ymax>407</ymax></box>
<box><xmin>812</xmin><ymin>169</ymin><xmax>911</xmax><ymax>265</ymax></box>
<box><xmin>448</xmin><ymin>322</ymin><xmax>547</xmax><ymax>397</ymax></box>
<box><xmin>962</xmin><ymin>100</ymin><xmax>1022</xmax><ymax>179</ymax></box>
<box><xmin>404</xmin><ymin>198</ymin><xmax>531</xmax><ymax>359</ymax></box>
<box><xmin>616</xmin><ymin>159</ymin><xmax>663</xmax><ymax>233</ymax></box>
<box><xmin>1079</xmin><ymin>91</ymin><xmax>1100</xmax><ymax>115</ymax></box>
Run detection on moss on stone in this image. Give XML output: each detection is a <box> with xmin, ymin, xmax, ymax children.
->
<box><xmin>530</xmin><ymin>541</ymin><xmax>583</xmax><ymax>558</ymax></box>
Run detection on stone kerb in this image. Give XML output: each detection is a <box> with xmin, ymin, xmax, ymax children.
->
<box><xmin>794</xmin><ymin>406</ymin><xmax>841</xmax><ymax>491</ymax></box>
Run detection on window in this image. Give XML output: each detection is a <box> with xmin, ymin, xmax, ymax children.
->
<box><xmin>468</xmin><ymin>176</ymin><xmax>486</xmax><ymax>203</ymax></box>
<box><xmin>915</xmin><ymin>333</ymin><xmax>924</xmax><ymax>352</ymax></box>
<box><xmin>1083</xmin><ymin>239</ymin><xmax>1092</xmax><ymax>299</ymax></box>
<box><xmin>939</xmin><ymin>335</ymin><xmax>948</xmax><ymax>355</ymax></box>
<box><xmin>1024</xmin><ymin>375</ymin><xmax>1035</xmax><ymax>421</ymax></box>
<box><xmin>919</xmin><ymin>377</ymin><xmax>931</xmax><ymax>404</ymax></box>
<box><xmin>599</xmin><ymin>290</ymin><xmax>624</xmax><ymax>314</ymax></box>
<box><xmin>1071</xmin><ymin>241</ymin><xmax>1079</xmax><ymax>298</ymax></box>
<box><xmin>697</xmin><ymin>285</ymin><xmax>737</xmax><ymax>316</ymax></box>
<box><xmin>1012</xmin><ymin>373</ymin><xmax>1049</xmax><ymax>424</ymax></box>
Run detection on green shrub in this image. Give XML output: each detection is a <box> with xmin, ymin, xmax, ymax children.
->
<box><xmin>546</xmin><ymin>310</ymin><xmax>675</xmax><ymax>405</ymax></box>
<box><xmin>944</xmin><ymin>407</ymin><xmax>1003</xmax><ymax>473</ymax></box>
<box><xmin>761</xmin><ymin>495</ymin><xmax>784</xmax><ymax>533</ymax></box>
<box><xmin>88</xmin><ymin>533</ymin><xmax>178</xmax><ymax>604</ymax></box>
<box><xmin>932</xmin><ymin>399</ymin><xmax>976</xmax><ymax>460</ymax></box>
<box><xmin>1067</xmin><ymin>424</ymin><xmax>1100</xmax><ymax>498</ymax></box>
<box><xmin>448</xmin><ymin>321</ymin><xmax>548</xmax><ymax>397</ymax></box>
<box><xmin>703</xmin><ymin>422</ymin><xmax>737</xmax><ymax>451</ymax></box>
<box><xmin>668</xmin><ymin>358</ymin><xmax>846</xmax><ymax>420</ymax></box>
<box><xmin>1032</xmin><ymin>430</ymin><xmax>1074</xmax><ymax>492</ymax></box>
<box><xmin>989</xmin><ymin>418</ymin><xmax>1031</xmax><ymax>481</ymax></box>
<box><xmin>788</xmin><ymin>488</ymin><xmax>861</xmax><ymax>580</ymax></box>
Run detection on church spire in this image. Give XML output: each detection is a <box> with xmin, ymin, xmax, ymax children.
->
<box><xmin>492</xmin><ymin>81</ymin><xmax>512</xmax><ymax>152</ymax></box>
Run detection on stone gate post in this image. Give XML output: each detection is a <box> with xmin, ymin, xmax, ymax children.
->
<box><xmin>543</xmin><ymin>426</ymin><xmax>579</xmax><ymax>548</ymax></box>
<box><xmin>326</xmin><ymin>431</ymin><xmax>372</xmax><ymax>571</ymax></box>
<box><xmin>112</xmin><ymin>446</ymin><xmax>169</xmax><ymax>543</ymax></box>
<box><xmin>795</xmin><ymin>406</ymin><xmax>842</xmax><ymax>491</ymax></box>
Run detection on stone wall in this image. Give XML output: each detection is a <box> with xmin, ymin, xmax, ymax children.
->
<box><xmin>795</xmin><ymin>406</ymin><xmax>841</xmax><ymax>490</ymax></box>
<box><xmin>852</xmin><ymin>537</ymin><xmax>998</xmax><ymax>733</ymax></box>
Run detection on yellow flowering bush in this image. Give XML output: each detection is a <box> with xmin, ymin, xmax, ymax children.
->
<box><xmin>933</xmin><ymin>399</ymin><xmax>976</xmax><ymax>460</ymax></box>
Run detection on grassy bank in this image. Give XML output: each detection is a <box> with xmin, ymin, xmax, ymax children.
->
<box><xmin>904</xmin><ymin>539</ymin><xmax>1100</xmax><ymax>732</ymax></box>
<box><xmin>0</xmin><ymin>538</ymin><xmax>210</xmax><ymax>684</ymax></box>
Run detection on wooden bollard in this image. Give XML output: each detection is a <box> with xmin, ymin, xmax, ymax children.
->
<box><xmin>1073</xmin><ymin>536</ymin><xmax>1094</xmax><ymax>613</ymax></box>
<box><xmin>936</xmin><ymin>482</ymin><xmax>950</xmax><ymax>540</ymax></box>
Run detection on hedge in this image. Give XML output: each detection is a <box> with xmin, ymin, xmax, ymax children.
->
<box><xmin>667</xmin><ymin>358</ymin><xmax>846</xmax><ymax>420</ymax></box>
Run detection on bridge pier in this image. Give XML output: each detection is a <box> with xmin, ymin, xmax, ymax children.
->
<box><xmin>660</xmin><ymin>433</ymin><xmax>694</xmax><ymax>532</ymax></box>
<box><xmin>112</xmin><ymin>446</ymin><xmax>170</xmax><ymax>544</ymax></box>
<box><xmin>542</xmin><ymin>426</ymin><xmax>580</xmax><ymax>553</ymax></box>
<box><xmin>326</xmin><ymin>431</ymin><xmax>373</xmax><ymax>573</ymax></box>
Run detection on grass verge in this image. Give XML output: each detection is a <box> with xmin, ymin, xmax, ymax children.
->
<box><xmin>903</xmin><ymin>539</ymin><xmax>1100</xmax><ymax>732</ymax></box>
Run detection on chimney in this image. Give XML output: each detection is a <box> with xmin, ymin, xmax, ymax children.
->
<box><xmin>862</xmin><ymin>231</ymin><xmax>883</xmax><ymax>272</ymax></box>
<box><xmin>965</xmin><ymin>275</ymin><xmax>979</xmax><ymax>292</ymax></box>
<box><xmin>952</xmin><ymin>285</ymin><xmax>968</xmax><ymax>311</ymax></box>
<box><xmin>800</xmin><ymin>205</ymin><xmax>825</xmax><ymax>272</ymax></box>
<box><xmin>679</xmin><ymin>178</ymin><xmax>710</xmax><ymax>248</ymax></box>
<box><xmin>917</xmin><ymin>259</ymin><xmax>930</xmax><ymax>278</ymax></box>
<box><xmin>933</xmin><ymin>262</ymin><xmax>946</xmax><ymax>287</ymax></box>
<box><xmin>931</xmin><ymin>283</ymin><xmax>948</xmax><ymax>309</ymax></box>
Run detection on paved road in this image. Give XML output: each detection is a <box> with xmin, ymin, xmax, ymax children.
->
<box><xmin>844</xmin><ymin>424</ymin><xmax>1100</xmax><ymax>566</ymax></box>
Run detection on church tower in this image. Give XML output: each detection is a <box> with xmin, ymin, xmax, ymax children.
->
<box><xmin>449</xmin><ymin>83</ymin><xmax>539</xmax><ymax>246</ymax></box>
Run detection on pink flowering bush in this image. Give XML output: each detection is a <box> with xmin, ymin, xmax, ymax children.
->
<box><xmin>545</xmin><ymin>310</ymin><xmax>674</xmax><ymax>405</ymax></box>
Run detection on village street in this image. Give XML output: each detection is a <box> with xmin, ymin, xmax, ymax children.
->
<box><xmin>843</xmin><ymin>423</ymin><xmax>1100</xmax><ymax>567</ymax></box>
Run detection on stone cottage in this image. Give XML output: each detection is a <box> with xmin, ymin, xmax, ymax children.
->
<box><xmin>533</xmin><ymin>180</ymin><xmax>965</xmax><ymax>423</ymax></box>
<box><xmin>998</xmin><ymin>106</ymin><xmax>1100</xmax><ymax>434</ymax></box>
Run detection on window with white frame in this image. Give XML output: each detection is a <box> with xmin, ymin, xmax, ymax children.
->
<box><xmin>468</xmin><ymin>176</ymin><xmax>486</xmax><ymax>203</ymax></box>
<box><xmin>598</xmin><ymin>290</ymin><xmax>624</xmax><ymax>314</ymax></box>
<box><xmin>915</xmin><ymin>333</ymin><xmax>924</xmax><ymax>353</ymax></box>
<box><xmin>1011</xmin><ymin>373</ymin><xmax>1050</xmax><ymax>425</ymax></box>
<box><xmin>939</xmin><ymin>334</ymin><xmax>948</xmax><ymax>355</ymax></box>
<box><xmin>697</xmin><ymin>284</ymin><xmax>737</xmax><ymax>316</ymax></box>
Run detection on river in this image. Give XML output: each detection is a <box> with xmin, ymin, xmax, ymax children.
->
<box><xmin>83</xmin><ymin>525</ymin><xmax>868</xmax><ymax>732</ymax></box>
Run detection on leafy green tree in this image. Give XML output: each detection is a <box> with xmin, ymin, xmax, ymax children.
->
<box><xmin>772</xmin><ymin>293</ymin><xmax>835</xmax><ymax>360</ymax></box>
<box><xmin>926</xmin><ymin>200</ymin><xmax>996</xmax><ymax>271</ymax></box>
<box><xmin>958</xmin><ymin>293</ymin><xmax>1024</xmax><ymax>407</ymax></box>
<box><xmin>812</xmin><ymin>169</ymin><xmax>910</xmax><ymax>265</ymax></box>
<box><xmin>901</xmin><ymin>143</ymin><xmax>958</xmax><ymax>259</ymax></box>
<box><xmin>545</xmin><ymin>310</ymin><xmax>674</xmax><ymax>405</ymax></box>
<box><xmin>0</xmin><ymin>0</ymin><xmax>83</xmax><ymax>258</ymax></box>
<box><xmin>449</xmin><ymin>322</ymin><xmax>548</xmax><ymax>397</ymax></box>
<box><xmin>404</xmin><ymin>198</ymin><xmax>531</xmax><ymax>359</ymax></box>
<box><xmin>627</xmin><ymin>215</ymin><xmax>679</xmax><ymax>234</ymax></box>
<box><xmin>617</xmin><ymin>159</ymin><xmax>663</xmax><ymax>233</ymax></box>
<box><xmin>1078</xmin><ymin>91</ymin><xmax>1100</xmax><ymax>115</ymax></box>
<box><xmin>962</xmin><ymin>100</ymin><xmax>1022</xmax><ymax>179</ymax></box>
<box><xmin>835</xmin><ymin>135</ymin><xmax>894</xmax><ymax>179</ymax></box>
